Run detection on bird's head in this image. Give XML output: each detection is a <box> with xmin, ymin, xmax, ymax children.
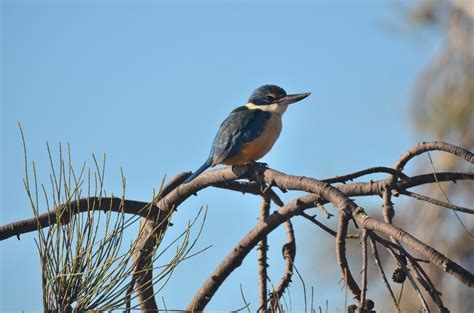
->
<box><xmin>246</xmin><ymin>85</ymin><xmax>310</xmax><ymax>116</ymax></box>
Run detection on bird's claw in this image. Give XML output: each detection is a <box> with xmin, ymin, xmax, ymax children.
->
<box><xmin>250</xmin><ymin>160</ymin><xmax>268</xmax><ymax>168</ymax></box>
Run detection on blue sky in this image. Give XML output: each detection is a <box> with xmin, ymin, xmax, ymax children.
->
<box><xmin>1</xmin><ymin>1</ymin><xmax>439</xmax><ymax>311</ymax></box>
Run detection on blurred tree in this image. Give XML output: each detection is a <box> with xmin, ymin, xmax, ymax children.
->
<box><xmin>411</xmin><ymin>0</ymin><xmax>473</xmax><ymax>146</ymax></box>
<box><xmin>399</xmin><ymin>0</ymin><xmax>474</xmax><ymax>311</ymax></box>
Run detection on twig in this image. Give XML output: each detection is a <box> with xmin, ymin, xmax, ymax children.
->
<box><xmin>370</xmin><ymin>232</ymin><xmax>436</xmax><ymax>310</ymax></box>
<box><xmin>317</xmin><ymin>203</ymin><xmax>334</xmax><ymax>219</ymax></box>
<box><xmin>293</xmin><ymin>263</ymin><xmax>307</xmax><ymax>313</ymax></box>
<box><xmin>269</xmin><ymin>220</ymin><xmax>296</xmax><ymax>309</ymax></box>
<box><xmin>359</xmin><ymin>213</ymin><xmax>474</xmax><ymax>287</ymax></box>
<box><xmin>336</xmin><ymin>212</ymin><xmax>361</xmax><ymax>304</ymax></box>
<box><xmin>380</xmin><ymin>143</ymin><xmax>466</xmax><ymax>310</ymax></box>
<box><xmin>397</xmin><ymin>282</ymin><xmax>404</xmax><ymax>308</ymax></box>
<box><xmin>323</xmin><ymin>166</ymin><xmax>409</xmax><ymax>184</ymax></box>
<box><xmin>257</xmin><ymin>196</ymin><xmax>270</xmax><ymax>312</ymax></box>
<box><xmin>399</xmin><ymin>189</ymin><xmax>474</xmax><ymax>214</ymax></box>
<box><xmin>186</xmin><ymin>194</ymin><xmax>310</xmax><ymax>310</ymax></box>
<box><xmin>359</xmin><ymin>230</ymin><xmax>368</xmax><ymax>308</ymax></box>
<box><xmin>239</xmin><ymin>283</ymin><xmax>251</xmax><ymax>313</ymax></box>
<box><xmin>393</xmin><ymin>141</ymin><xmax>474</xmax><ymax>171</ymax></box>
<box><xmin>427</xmin><ymin>152</ymin><xmax>474</xmax><ymax>237</ymax></box>
<box><xmin>382</xmin><ymin>189</ymin><xmax>395</xmax><ymax>224</ymax></box>
<box><xmin>368</xmin><ymin>233</ymin><xmax>400</xmax><ymax>313</ymax></box>
<box><xmin>254</xmin><ymin>167</ymin><xmax>474</xmax><ymax>287</ymax></box>
<box><xmin>299</xmin><ymin>212</ymin><xmax>359</xmax><ymax>239</ymax></box>
<box><xmin>404</xmin><ymin>249</ymin><xmax>447</xmax><ymax>310</ymax></box>
<box><xmin>388</xmin><ymin>246</ymin><xmax>430</xmax><ymax>311</ymax></box>
<box><xmin>396</xmin><ymin>171</ymin><xmax>474</xmax><ymax>190</ymax></box>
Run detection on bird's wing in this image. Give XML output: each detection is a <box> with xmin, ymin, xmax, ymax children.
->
<box><xmin>211</xmin><ymin>107</ymin><xmax>271</xmax><ymax>165</ymax></box>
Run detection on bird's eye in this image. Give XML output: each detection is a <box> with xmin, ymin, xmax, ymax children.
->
<box><xmin>265</xmin><ymin>95</ymin><xmax>274</xmax><ymax>102</ymax></box>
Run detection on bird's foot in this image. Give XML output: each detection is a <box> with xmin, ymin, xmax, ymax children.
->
<box><xmin>245</xmin><ymin>161</ymin><xmax>268</xmax><ymax>181</ymax></box>
<box><xmin>253</xmin><ymin>161</ymin><xmax>268</xmax><ymax>168</ymax></box>
<box><xmin>249</xmin><ymin>161</ymin><xmax>268</xmax><ymax>175</ymax></box>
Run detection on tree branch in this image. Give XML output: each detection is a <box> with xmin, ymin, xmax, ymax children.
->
<box><xmin>2</xmin><ymin>141</ymin><xmax>473</xmax><ymax>311</ymax></box>
<box><xmin>336</xmin><ymin>211</ymin><xmax>362</xmax><ymax>303</ymax></box>
<box><xmin>257</xmin><ymin>195</ymin><xmax>270</xmax><ymax>312</ymax></box>
<box><xmin>393</xmin><ymin>141</ymin><xmax>474</xmax><ymax>171</ymax></box>
<box><xmin>0</xmin><ymin>197</ymin><xmax>155</xmax><ymax>241</ymax></box>
<box><xmin>359</xmin><ymin>230</ymin><xmax>368</xmax><ymax>309</ymax></box>
<box><xmin>368</xmin><ymin>233</ymin><xmax>400</xmax><ymax>313</ymax></box>
<box><xmin>186</xmin><ymin>193</ymin><xmax>312</xmax><ymax>310</ymax></box>
<box><xmin>3</xmin><ymin>169</ymin><xmax>471</xmax><ymax>242</ymax></box>
<box><xmin>128</xmin><ymin>172</ymin><xmax>190</xmax><ymax>312</ymax></box>
<box><xmin>269</xmin><ymin>219</ymin><xmax>296</xmax><ymax>309</ymax></box>
<box><xmin>400</xmin><ymin>189</ymin><xmax>474</xmax><ymax>214</ymax></box>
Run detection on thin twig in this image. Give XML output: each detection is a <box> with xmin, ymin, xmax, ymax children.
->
<box><xmin>368</xmin><ymin>233</ymin><xmax>400</xmax><ymax>313</ymax></box>
<box><xmin>293</xmin><ymin>263</ymin><xmax>307</xmax><ymax>313</ymax></box>
<box><xmin>359</xmin><ymin>230</ymin><xmax>368</xmax><ymax>308</ymax></box>
<box><xmin>299</xmin><ymin>212</ymin><xmax>359</xmax><ymax>239</ymax></box>
<box><xmin>323</xmin><ymin>166</ymin><xmax>409</xmax><ymax>184</ymax></box>
<box><xmin>317</xmin><ymin>203</ymin><xmax>334</xmax><ymax>219</ymax></box>
<box><xmin>427</xmin><ymin>152</ymin><xmax>474</xmax><ymax>237</ymax></box>
<box><xmin>399</xmin><ymin>189</ymin><xmax>474</xmax><ymax>214</ymax></box>
<box><xmin>395</xmin><ymin>251</ymin><xmax>429</xmax><ymax>311</ymax></box>
<box><xmin>239</xmin><ymin>283</ymin><xmax>251</xmax><ymax>313</ymax></box>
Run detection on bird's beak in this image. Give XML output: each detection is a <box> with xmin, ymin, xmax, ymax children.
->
<box><xmin>276</xmin><ymin>92</ymin><xmax>311</xmax><ymax>106</ymax></box>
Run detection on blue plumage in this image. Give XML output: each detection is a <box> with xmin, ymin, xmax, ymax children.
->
<box><xmin>211</xmin><ymin>108</ymin><xmax>271</xmax><ymax>164</ymax></box>
<box><xmin>184</xmin><ymin>85</ymin><xmax>310</xmax><ymax>183</ymax></box>
<box><xmin>183</xmin><ymin>107</ymin><xmax>270</xmax><ymax>183</ymax></box>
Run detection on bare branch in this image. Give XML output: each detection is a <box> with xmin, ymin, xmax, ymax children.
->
<box><xmin>323</xmin><ymin>166</ymin><xmax>409</xmax><ymax>184</ymax></box>
<box><xmin>3</xmin><ymin>169</ymin><xmax>471</xmax><ymax>242</ymax></box>
<box><xmin>400</xmin><ymin>189</ymin><xmax>474</xmax><ymax>214</ymax></box>
<box><xmin>213</xmin><ymin>181</ymin><xmax>284</xmax><ymax>207</ymax></box>
<box><xmin>396</xmin><ymin>171</ymin><xmax>474</xmax><ymax>190</ymax></box>
<box><xmin>254</xmin><ymin>167</ymin><xmax>474</xmax><ymax>288</ymax></box>
<box><xmin>368</xmin><ymin>233</ymin><xmax>400</xmax><ymax>313</ymax></box>
<box><xmin>128</xmin><ymin>172</ymin><xmax>190</xmax><ymax>312</ymax></box>
<box><xmin>299</xmin><ymin>212</ymin><xmax>359</xmax><ymax>239</ymax></box>
<box><xmin>257</xmin><ymin>196</ymin><xmax>270</xmax><ymax>312</ymax></box>
<box><xmin>393</xmin><ymin>141</ymin><xmax>474</xmax><ymax>171</ymax></box>
<box><xmin>0</xmin><ymin>197</ymin><xmax>154</xmax><ymax>241</ymax></box>
<box><xmin>336</xmin><ymin>212</ymin><xmax>362</xmax><ymax>303</ymax></box>
<box><xmin>269</xmin><ymin>219</ymin><xmax>296</xmax><ymax>309</ymax></box>
<box><xmin>359</xmin><ymin>230</ymin><xmax>368</xmax><ymax>308</ymax></box>
<box><xmin>130</xmin><ymin>218</ymin><xmax>160</xmax><ymax>312</ymax></box>
<box><xmin>359</xmin><ymin>215</ymin><xmax>474</xmax><ymax>287</ymax></box>
<box><xmin>2</xmin><ymin>141</ymin><xmax>473</xmax><ymax>310</ymax></box>
<box><xmin>186</xmin><ymin>194</ymin><xmax>311</xmax><ymax>311</ymax></box>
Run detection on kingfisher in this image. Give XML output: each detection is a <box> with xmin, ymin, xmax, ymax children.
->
<box><xmin>184</xmin><ymin>84</ymin><xmax>311</xmax><ymax>183</ymax></box>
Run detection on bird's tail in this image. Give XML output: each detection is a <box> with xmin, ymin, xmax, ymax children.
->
<box><xmin>184</xmin><ymin>157</ymin><xmax>213</xmax><ymax>183</ymax></box>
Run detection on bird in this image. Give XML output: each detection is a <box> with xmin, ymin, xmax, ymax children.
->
<box><xmin>184</xmin><ymin>84</ymin><xmax>311</xmax><ymax>183</ymax></box>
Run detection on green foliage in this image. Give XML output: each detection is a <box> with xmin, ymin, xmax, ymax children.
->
<box><xmin>20</xmin><ymin>125</ymin><xmax>207</xmax><ymax>311</ymax></box>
